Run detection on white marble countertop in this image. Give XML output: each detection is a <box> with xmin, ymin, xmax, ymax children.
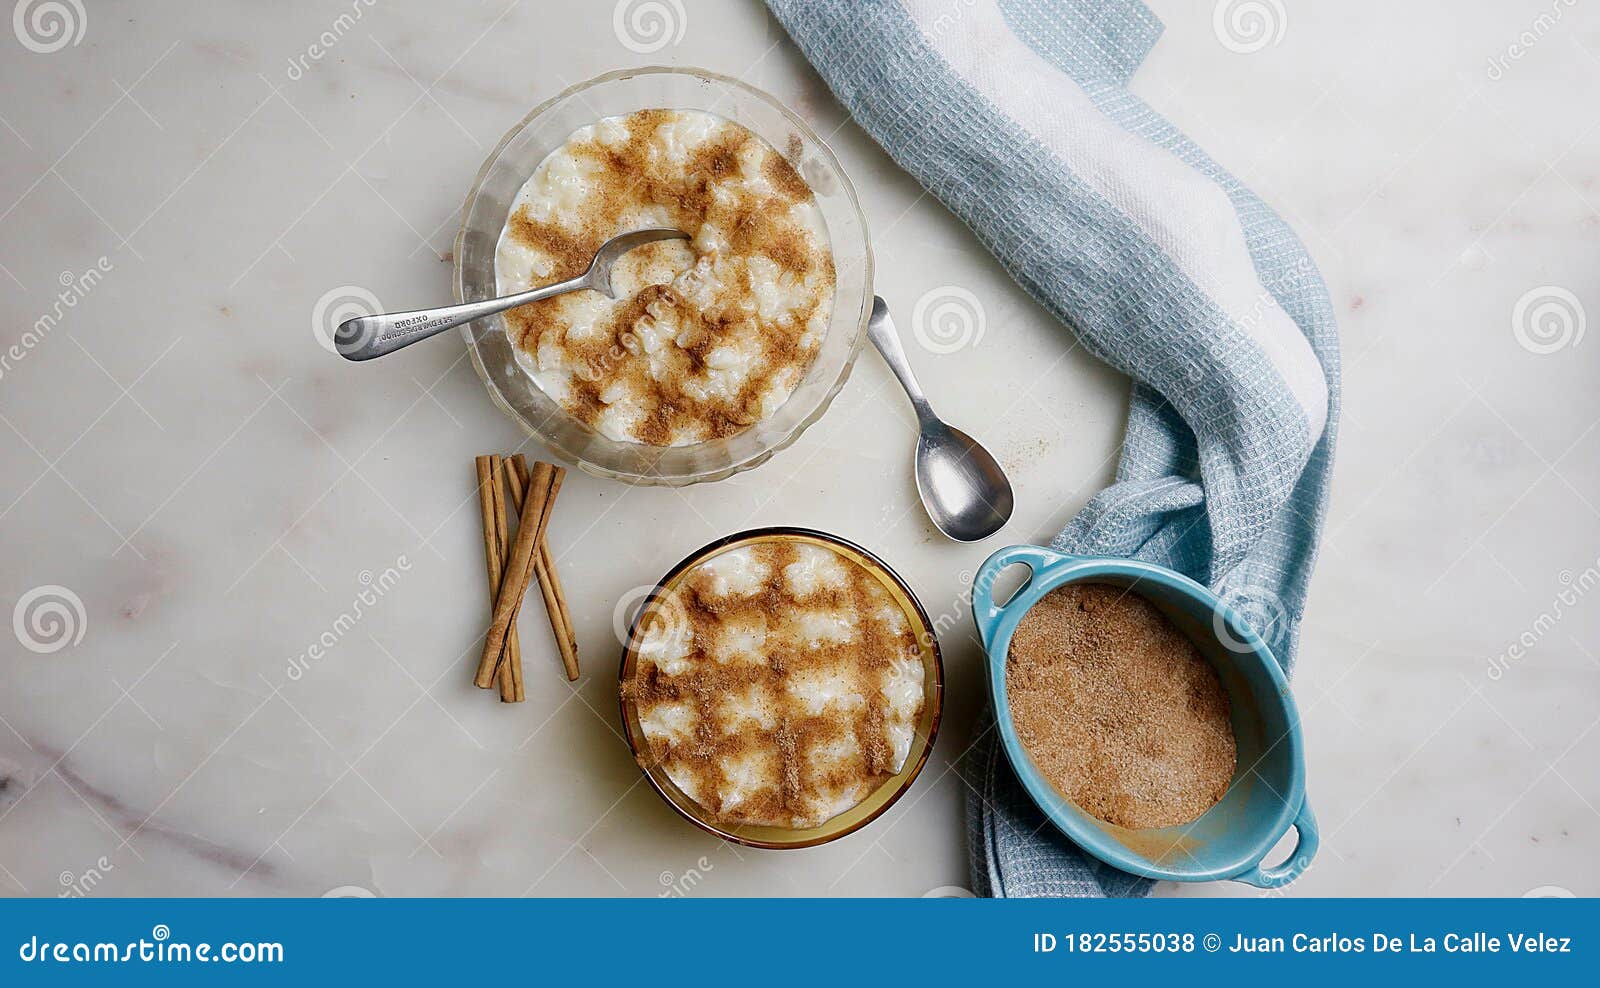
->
<box><xmin>1</xmin><ymin>0</ymin><xmax>1595</xmax><ymax>898</ymax></box>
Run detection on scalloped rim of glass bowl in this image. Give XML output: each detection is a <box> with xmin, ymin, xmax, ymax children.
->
<box><xmin>452</xmin><ymin>66</ymin><xmax>873</xmax><ymax>487</ymax></box>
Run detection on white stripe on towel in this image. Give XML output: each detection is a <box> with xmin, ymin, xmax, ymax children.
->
<box><xmin>903</xmin><ymin>0</ymin><xmax>1329</xmax><ymax>440</ymax></box>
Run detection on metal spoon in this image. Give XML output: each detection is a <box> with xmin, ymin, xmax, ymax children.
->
<box><xmin>867</xmin><ymin>295</ymin><xmax>1015</xmax><ymax>542</ymax></box>
<box><xmin>334</xmin><ymin>228</ymin><xmax>689</xmax><ymax>361</ymax></box>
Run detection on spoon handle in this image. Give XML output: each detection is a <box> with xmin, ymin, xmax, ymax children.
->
<box><xmin>334</xmin><ymin>274</ymin><xmax>590</xmax><ymax>361</ymax></box>
<box><xmin>866</xmin><ymin>296</ymin><xmax>937</xmax><ymax>424</ymax></box>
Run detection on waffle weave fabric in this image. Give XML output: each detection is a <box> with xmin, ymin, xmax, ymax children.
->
<box><xmin>766</xmin><ymin>0</ymin><xmax>1339</xmax><ymax>897</ymax></box>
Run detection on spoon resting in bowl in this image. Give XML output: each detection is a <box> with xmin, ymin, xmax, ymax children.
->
<box><xmin>334</xmin><ymin>228</ymin><xmax>688</xmax><ymax>361</ymax></box>
<box><xmin>867</xmin><ymin>295</ymin><xmax>1015</xmax><ymax>542</ymax></box>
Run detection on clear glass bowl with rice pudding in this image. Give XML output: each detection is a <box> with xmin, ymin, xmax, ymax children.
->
<box><xmin>453</xmin><ymin>67</ymin><xmax>872</xmax><ymax>486</ymax></box>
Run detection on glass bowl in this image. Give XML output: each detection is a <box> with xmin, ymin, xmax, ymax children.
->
<box><xmin>453</xmin><ymin>67</ymin><xmax>873</xmax><ymax>486</ymax></box>
<box><xmin>618</xmin><ymin>528</ymin><xmax>944</xmax><ymax>849</ymax></box>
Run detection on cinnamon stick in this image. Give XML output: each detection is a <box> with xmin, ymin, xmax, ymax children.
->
<box><xmin>491</xmin><ymin>457</ymin><xmax>522</xmax><ymax>703</ymax></box>
<box><xmin>539</xmin><ymin>546</ymin><xmax>579</xmax><ymax>680</ymax></box>
<box><xmin>475</xmin><ymin>455</ymin><xmax>497</xmax><ymax>579</ymax></box>
<box><xmin>523</xmin><ymin>460</ymin><xmax>579</xmax><ymax>681</ymax></box>
<box><xmin>518</xmin><ymin>463</ymin><xmax>564</xmax><ymax>617</ymax></box>
<box><xmin>474</xmin><ymin>461</ymin><xmax>559</xmax><ymax>687</ymax></box>
<box><xmin>507</xmin><ymin>456</ymin><xmax>579</xmax><ymax>680</ymax></box>
<box><xmin>475</xmin><ymin>456</ymin><xmax>521</xmax><ymax>699</ymax></box>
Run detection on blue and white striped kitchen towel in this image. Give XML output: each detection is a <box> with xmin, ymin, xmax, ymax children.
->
<box><xmin>766</xmin><ymin>0</ymin><xmax>1340</xmax><ymax>897</ymax></box>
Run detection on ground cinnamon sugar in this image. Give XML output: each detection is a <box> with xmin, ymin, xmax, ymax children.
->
<box><xmin>1005</xmin><ymin>583</ymin><xmax>1235</xmax><ymax>829</ymax></box>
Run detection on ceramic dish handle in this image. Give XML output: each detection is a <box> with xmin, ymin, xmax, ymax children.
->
<box><xmin>972</xmin><ymin>544</ymin><xmax>1068</xmax><ymax>653</ymax></box>
<box><xmin>1233</xmin><ymin>798</ymin><xmax>1319</xmax><ymax>889</ymax></box>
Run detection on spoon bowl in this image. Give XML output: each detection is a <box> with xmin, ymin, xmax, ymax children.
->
<box><xmin>868</xmin><ymin>296</ymin><xmax>1015</xmax><ymax>542</ymax></box>
<box><xmin>915</xmin><ymin>420</ymin><xmax>1016</xmax><ymax>542</ymax></box>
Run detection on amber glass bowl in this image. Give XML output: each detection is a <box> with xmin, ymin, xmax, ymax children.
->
<box><xmin>618</xmin><ymin>528</ymin><xmax>943</xmax><ymax>849</ymax></box>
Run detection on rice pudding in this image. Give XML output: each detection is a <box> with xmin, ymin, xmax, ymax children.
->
<box><xmin>623</xmin><ymin>539</ymin><xmax>927</xmax><ymax>829</ymax></box>
<box><xmin>494</xmin><ymin>109</ymin><xmax>836</xmax><ymax>447</ymax></box>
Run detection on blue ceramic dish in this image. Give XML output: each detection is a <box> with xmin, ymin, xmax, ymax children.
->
<box><xmin>972</xmin><ymin>544</ymin><xmax>1317</xmax><ymax>888</ymax></box>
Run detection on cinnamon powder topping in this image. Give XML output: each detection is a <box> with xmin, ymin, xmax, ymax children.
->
<box><xmin>1005</xmin><ymin>583</ymin><xmax>1236</xmax><ymax>830</ymax></box>
<box><xmin>494</xmin><ymin>110</ymin><xmax>836</xmax><ymax>447</ymax></box>
<box><xmin>625</xmin><ymin>540</ymin><xmax>927</xmax><ymax>829</ymax></box>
